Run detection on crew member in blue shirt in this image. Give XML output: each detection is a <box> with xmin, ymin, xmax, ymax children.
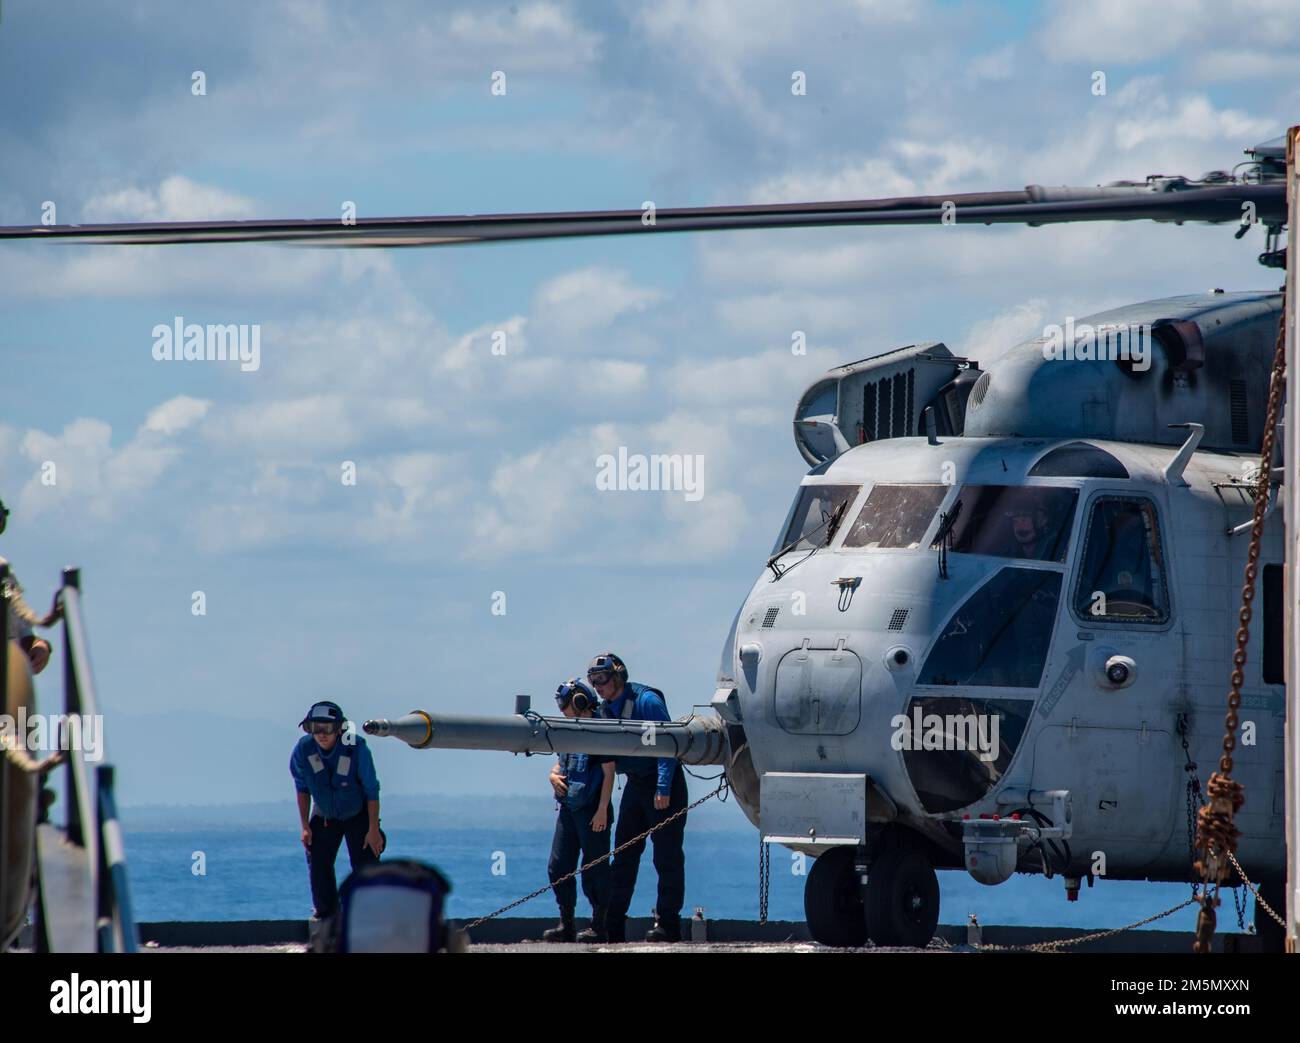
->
<box><xmin>542</xmin><ymin>678</ymin><xmax>616</xmax><ymax>943</ymax></box>
<box><xmin>567</xmin><ymin>651</ymin><xmax>688</xmax><ymax>942</ymax></box>
<box><xmin>290</xmin><ymin>701</ymin><xmax>384</xmax><ymax>920</ymax></box>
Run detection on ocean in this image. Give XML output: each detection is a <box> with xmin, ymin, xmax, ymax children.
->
<box><xmin>121</xmin><ymin>824</ymin><xmax>1243</xmax><ymax>933</ymax></box>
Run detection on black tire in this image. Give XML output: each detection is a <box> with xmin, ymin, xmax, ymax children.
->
<box><xmin>1255</xmin><ymin>878</ymin><xmax>1286</xmax><ymax>953</ymax></box>
<box><xmin>804</xmin><ymin>847</ymin><xmax>867</xmax><ymax>948</ymax></box>
<box><xmin>864</xmin><ymin>848</ymin><xmax>940</xmax><ymax>948</ymax></box>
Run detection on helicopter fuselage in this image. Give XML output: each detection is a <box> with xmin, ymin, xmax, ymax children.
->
<box><xmin>719</xmin><ymin>432</ymin><xmax>1284</xmax><ymax>886</ymax></box>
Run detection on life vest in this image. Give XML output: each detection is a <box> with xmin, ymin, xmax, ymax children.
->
<box><xmin>307</xmin><ymin>744</ymin><xmax>357</xmax><ymax>816</ymax></box>
<box><xmin>560</xmin><ymin>752</ymin><xmax>603</xmax><ymax>810</ymax></box>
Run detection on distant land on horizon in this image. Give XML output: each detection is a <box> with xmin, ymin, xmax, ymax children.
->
<box><xmin>121</xmin><ymin>789</ymin><xmax>755</xmax><ymax>831</ymax></box>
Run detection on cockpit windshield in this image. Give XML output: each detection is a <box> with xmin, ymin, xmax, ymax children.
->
<box><xmin>776</xmin><ymin>484</ymin><xmax>860</xmax><ymax>553</ymax></box>
<box><xmin>842</xmin><ymin>484</ymin><xmax>948</xmax><ymax>549</ymax></box>
<box><xmin>937</xmin><ymin>485</ymin><xmax>1079</xmax><ymax>563</ymax></box>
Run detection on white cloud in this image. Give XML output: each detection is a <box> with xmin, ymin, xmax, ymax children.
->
<box><xmin>467</xmin><ymin>411</ymin><xmax>752</xmax><ymax>562</ymax></box>
<box><xmin>446</xmin><ymin>2</ymin><xmax>601</xmax><ymax>65</ymax></box>
<box><xmin>668</xmin><ymin>346</ymin><xmax>843</xmax><ymax>407</ymax></box>
<box><xmin>967</xmin><ymin>44</ymin><xmax>1017</xmax><ymax>83</ymax></box>
<box><xmin>748</xmin><ymin>139</ymin><xmax>1006</xmax><ymax>204</ymax></box>
<box><xmin>532</xmin><ymin>267</ymin><xmax>664</xmax><ymax>343</ymax></box>
<box><xmin>715</xmin><ymin>290</ymin><xmax>868</xmax><ymax>341</ymax></box>
<box><xmin>0</xmin><ymin>241</ymin><xmax>394</xmax><ymax>300</ymax></box>
<box><xmin>144</xmin><ymin>395</ymin><xmax>212</xmax><ymax>435</ymax></box>
<box><xmin>83</xmin><ymin>175</ymin><xmax>257</xmax><ymax>223</ymax></box>
<box><xmin>1040</xmin><ymin>0</ymin><xmax>1300</xmax><ymax>64</ymax></box>
<box><xmin>1110</xmin><ymin>89</ymin><xmax>1274</xmax><ymax>154</ymax></box>
<box><xmin>442</xmin><ymin>317</ymin><xmax>527</xmax><ymax>374</ymax></box>
<box><xmin>698</xmin><ymin>238</ymin><xmax>890</xmax><ymax>287</ymax></box>
<box><xmin>15</xmin><ymin>401</ymin><xmax>208</xmax><ymax>522</ymax></box>
<box><xmin>1193</xmin><ymin>50</ymin><xmax>1300</xmax><ymax>83</ymax></box>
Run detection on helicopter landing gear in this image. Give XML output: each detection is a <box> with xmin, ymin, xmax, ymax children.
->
<box><xmin>804</xmin><ymin>847</ymin><xmax>868</xmax><ymax>947</ymax></box>
<box><xmin>864</xmin><ymin>848</ymin><xmax>940</xmax><ymax>948</ymax></box>
<box><xmin>804</xmin><ymin>845</ymin><xmax>941</xmax><ymax>948</ymax></box>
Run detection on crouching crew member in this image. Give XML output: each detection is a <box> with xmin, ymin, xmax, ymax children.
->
<box><xmin>290</xmin><ymin>701</ymin><xmax>385</xmax><ymax>921</ymax></box>
<box><xmin>589</xmin><ymin>652</ymin><xmax>688</xmax><ymax>942</ymax></box>
<box><xmin>543</xmin><ymin>678</ymin><xmax>615</xmax><ymax>942</ymax></box>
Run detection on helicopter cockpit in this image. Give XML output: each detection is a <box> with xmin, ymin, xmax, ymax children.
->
<box><xmin>737</xmin><ymin>431</ymin><xmax>1183</xmax><ymax>829</ymax></box>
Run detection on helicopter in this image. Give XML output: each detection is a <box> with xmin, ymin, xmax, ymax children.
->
<box><xmin>2</xmin><ymin>133</ymin><xmax>1295</xmax><ymax>951</ymax></box>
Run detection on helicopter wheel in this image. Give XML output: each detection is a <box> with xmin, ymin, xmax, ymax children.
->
<box><xmin>804</xmin><ymin>847</ymin><xmax>867</xmax><ymax>948</ymax></box>
<box><xmin>864</xmin><ymin>848</ymin><xmax>940</xmax><ymax>948</ymax></box>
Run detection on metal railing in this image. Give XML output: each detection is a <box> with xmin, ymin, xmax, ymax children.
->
<box><xmin>1</xmin><ymin>566</ymin><xmax>137</xmax><ymax>952</ymax></box>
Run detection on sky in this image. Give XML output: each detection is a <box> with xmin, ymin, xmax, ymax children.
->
<box><xmin>2</xmin><ymin>0</ymin><xmax>1299</xmax><ymax>809</ymax></box>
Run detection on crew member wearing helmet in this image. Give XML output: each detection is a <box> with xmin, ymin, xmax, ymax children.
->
<box><xmin>290</xmin><ymin>701</ymin><xmax>384</xmax><ymax>921</ymax></box>
<box><xmin>552</xmin><ymin>652</ymin><xmax>687</xmax><ymax>942</ymax></box>
<box><xmin>541</xmin><ymin>678</ymin><xmax>615</xmax><ymax>943</ymax></box>
<box><xmin>0</xmin><ymin>497</ymin><xmax>52</xmax><ymax>675</ymax></box>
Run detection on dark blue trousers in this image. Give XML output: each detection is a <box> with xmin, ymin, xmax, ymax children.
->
<box><xmin>548</xmin><ymin>800</ymin><xmax>613</xmax><ymax>914</ymax></box>
<box><xmin>306</xmin><ymin>807</ymin><xmax>377</xmax><ymax>919</ymax></box>
<box><xmin>608</xmin><ymin>767</ymin><xmax>687</xmax><ymax>924</ymax></box>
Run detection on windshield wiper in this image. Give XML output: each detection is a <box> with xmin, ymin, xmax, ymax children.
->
<box><xmin>933</xmin><ymin>499</ymin><xmax>963</xmax><ymax>580</ymax></box>
<box><xmin>767</xmin><ymin>499</ymin><xmax>850</xmax><ymax>579</ymax></box>
<box><xmin>824</xmin><ymin>498</ymin><xmax>850</xmax><ymax>543</ymax></box>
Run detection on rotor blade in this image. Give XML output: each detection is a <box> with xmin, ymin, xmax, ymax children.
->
<box><xmin>0</xmin><ymin>183</ymin><xmax>1283</xmax><ymax>248</ymax></box>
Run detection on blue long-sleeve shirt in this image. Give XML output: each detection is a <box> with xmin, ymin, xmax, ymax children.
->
<box><xmin>602</xmin><ymin>681</ymin><xmax>674</xmax><ymax>796</ymax></box>
<box><xmin>290</xmin><ymin>733</ymin><xmax>380</xmax><ymax>821</ymax></box>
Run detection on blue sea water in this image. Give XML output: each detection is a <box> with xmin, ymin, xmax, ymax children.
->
<box><xmin>123</xmin><ymin>825</ymin><xmax>1245</xmax><ymax>934</ymax></box>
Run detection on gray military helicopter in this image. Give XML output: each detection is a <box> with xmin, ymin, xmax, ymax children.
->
<box><xmin>4</xmin><ymin>134</ymin><xmax>1295</xmax><ymax>950</ymax></box>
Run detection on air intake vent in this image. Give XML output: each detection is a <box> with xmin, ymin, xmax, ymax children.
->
<box><xmin>861</xmin><ymin>367</ymin><xmax>917</xmax><ymax>442</ymax></box>
<box><xmin>968</xmin><ymin>370</ymin><xmax>992</xmax><ymax>411</ymax></box>
<box><xmin>887</xmin><ymin>608</ymin><xmax>909</xmax><ymax>631</ymax></box>
<box><xmin>762</xmin><ymin>606</ymin><xmax>781</xmax><ymax>628</ymax></box>
<box><xmin>1229</xmin><ymin>379</ymin><xmax>1249</xmax><ymax>445</ymax></box>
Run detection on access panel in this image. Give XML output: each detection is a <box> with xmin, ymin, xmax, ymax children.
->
<box><xmin>773</xmin><ymin>645</ymin><xmax>862</xmax><ymax>735</ymax></box>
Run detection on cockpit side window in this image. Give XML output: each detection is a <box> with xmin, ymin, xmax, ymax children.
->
<box><xmin>939</xmin><ymin>485</ymin><xmax>1078</xmax><ymax>564</ymax></box>
<box><xmin>917</xmin><ymin>568</ymin><xmax>1062</xmax><ymax>688</ymax></box>
<box><xmin>842</xmin><ymin>484</ymin><xmax>948</xmax><ymax>549</ymax></box>
<box><xmin>1072</xmin><ymin>496</ymin><xmax>1170</xmax><ymax>623</ymax></box>
<box><xmin>775</xmin><ymin>484</ymin><xmax>861</xmax><ymax>553</ymax></box>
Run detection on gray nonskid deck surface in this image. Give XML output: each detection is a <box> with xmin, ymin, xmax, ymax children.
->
<box><xmin>143</xmin><ymin>940</ymin><xmax>930</xmax><ymax>953</ymax></box>
<box><xmin>131</xmin><ymin>918</ymin><xmax>1253</xmax><ymax>953</ymax></box>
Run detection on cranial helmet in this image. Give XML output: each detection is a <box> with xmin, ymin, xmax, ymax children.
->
<box><xmin>300</xmin><ymin>701</ymin><xmax>348</xmax><ymax>733</ymax></box>
<box><xmin>586</xmin><ymin>652</ymin><xmax>627</xmax><ymax>685</ymax></box>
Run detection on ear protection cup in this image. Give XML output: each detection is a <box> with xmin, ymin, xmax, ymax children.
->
<box><xmin>555</xmin><ymin>679</ymin><xmax>599</xmax><ymax>714</ymax></box>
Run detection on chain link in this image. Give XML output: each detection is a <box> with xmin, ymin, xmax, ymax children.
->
<box><xmin>975</xmin><ymin>897</ymin><xmax>1198</xmax><ymax>952</ymax></box>
<box><xmin>1193</xmin><ymin>290</ymin><xmax>1286</xmax><ymax>952</ymax></box>
<box><xmin>758</xmin><ymin>836</ymin><xmax>770</xmax><ymax>925</ymax></box>
<box><xmin>1177</xmin><ymin>714</ymin><xmax>1203</xmax><ymax>900</ymax></box>
<box><xmin>461</xmin><ymin>778</ymin><xmax>728</xmax><ymax>931</ymax></box>
<box><xmin>1227</xmin><ymin>849</ymin><xmax>1286</xmax><ymax>929</ymax></box>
